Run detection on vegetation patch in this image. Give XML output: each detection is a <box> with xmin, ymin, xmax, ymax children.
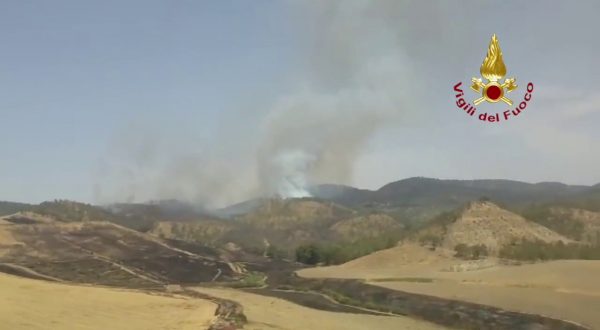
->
<box><xmin>500</xmin><ymin>239</ymin><xmax>600</xmax><ymax>260</ymax></box>
<box><xmin>227</xmin><ymin>272</ymin><xmax>266</xmax><ymax>288</ymax></box>
<box><xmin>454</xmin><ymin>243</ymin><xmax>489</xmax><ymax>260</ymax></box>
<box><xmin>518</xmin><ymin>205</ymin><xmax>586</xmax><ymax>240</ymax></box>
<box><xmin>0</xmin><ymin>201</ymin><xmax>32</xmax><ymax>216</ymax></box>
<box><xmin>294</xmin><ymin>233</ymin><xmax>402</xmax><ymax>265</ymax></box>
<box><xmin>34</xmin><ymin>200</ymin><xmax>119</xmax><ymax>223</ymax></box>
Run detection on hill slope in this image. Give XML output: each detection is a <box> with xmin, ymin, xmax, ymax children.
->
<box><xmin>312</xmin><ymin>177</ymin><xmax>591</xmax><ymax>211</ymax></box>
<box><xmin>519</xmin><ymin>205</ymin><xmax>600</xmax><ymax>243</ymax></box>
<box><xmin>0</xmin><ymin>201</ymin><xmax>32</xmax><ymax>216</ymax></box>
<box><xmin>416</xmin><ymin>201</ymin><xmax>570</xmax><ymax>254</ymax></box>
<box><xmin>0</xmin><ymin>211</ymin><xmax>237</xmax><ymax>286</ymax></box>
<box><xmin>151</xmin><ymin>198</ymin><xmax>408</xmax><ymax>260</ymax></box>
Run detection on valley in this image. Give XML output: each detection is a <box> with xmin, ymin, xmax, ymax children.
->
<box><xmin>192</xmin><ymin>287</ymin><xmax>444</xmax><ymax>330</ymax></box>
<box><xmin>1</xmin><ymin>178</ymin><xmax>600</xmax><ymax>329</ymax></box>
<box><xmin>4</xmin><ymin>3</ymin><xmax>599</xmax><ymax>330</ymax></box>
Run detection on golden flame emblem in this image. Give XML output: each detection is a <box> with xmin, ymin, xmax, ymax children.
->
<box><xmin>471</xmin><ymin>34</ymin><xmax>517</xmax><ymax>105</ymax></box>
<box><xmin>480</xmin><ymin>34</ymin><xmax>506</xmax><ymax>82</ymax></box>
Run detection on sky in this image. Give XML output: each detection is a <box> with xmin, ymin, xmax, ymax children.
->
<box><xmin>0</xmin><ymin>1</ymin><xmax>599</xmax><ymax>206</ymax></box>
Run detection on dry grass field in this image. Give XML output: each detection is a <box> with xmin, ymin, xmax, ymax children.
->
<box><xmin>0</xmin><ymin>273</ymin><xmax>217</xmax><ymax>330</ymax></box>
<box><xmin>376</xmin><ymin>278</ymin><xmax>599</xmax><ymax>329</ymax></box>
<box><xmin>298</xmin><ymin>243</ymin><xmax>458</xmax><ymax>279</ymax></box>
<box><xmin>299</xmin><ymin>244</ymin><xmax>600</xmax><ymax>329</ymax></box>
<box><xmin>192</xmin><ymin>287</ymin><xmax>445</xmax><ymax>330</ymax></box>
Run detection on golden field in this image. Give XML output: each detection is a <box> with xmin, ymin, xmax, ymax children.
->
<box><xmin>0</xmin><ymin>273</ymin><xmax>216</xmax><ymax>330</ymax></box>
<box><xmin>192</xmin><ymin>287</ymin><xmax>445</xmax><ymax>330</ymax></box>
<box><xmin>299</xmin><ymin>243</ymin><xmax>600</xmax><ymax>329</ymax></box>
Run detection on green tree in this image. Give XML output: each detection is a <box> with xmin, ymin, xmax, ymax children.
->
<box><xmin>266</xmin><ymin>245</ymin><xmax>286</xmax><ymax>260</ymax></box>
<box><xmin>295</xmin><ymin>244</ymin><xmax>322</xmax><ymax>265</ymax></box>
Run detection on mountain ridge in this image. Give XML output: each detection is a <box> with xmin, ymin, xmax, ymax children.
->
<box><xmin>311</xmin><ymin>177</ymin><xmax>595</xmax><ymax>210</ymax></box>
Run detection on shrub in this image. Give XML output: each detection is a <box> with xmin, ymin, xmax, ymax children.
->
<box><xmin>499</xmin><ymin>239</ymin><xmax>600</xmax><ymax>261</ymax></box>
<box><xmin>454</xmin><ymin>243</ymin><xmax>488</xmax><ymax>259</ymax></box>
<box><xmin>265</xmin><ymin>244</ymin><xmax>287</xmax><ymax>260</ymax></box>
<box><xmin>295</xmin><ymin>244</ymin><xmax>322</xmax><ymax>265</ymax></box>
<box><xmin>295</xmin><ymin>234</ymin><xmax>401</xmax><ymax>265</ymax></box>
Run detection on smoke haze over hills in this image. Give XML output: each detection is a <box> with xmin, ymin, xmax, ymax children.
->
<box><xmin>2</xmin><ymin>1</ymin><xmax>598</xmax><ymax>204</ymax></box>
<box><xmin>95</xmin><ymin>1</ymin><xmax>420</xmax><ymax>207</ymax></box>
<box><xmin>91</xmin><ymin>1</ymin><xmax>600</xmax><ymax>208</ymax></box>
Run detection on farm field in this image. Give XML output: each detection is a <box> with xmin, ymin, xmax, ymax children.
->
<box><xmin>0</xmin><ymin>273</ymin><xmax>217</xmax><ymax>330</ymax></box>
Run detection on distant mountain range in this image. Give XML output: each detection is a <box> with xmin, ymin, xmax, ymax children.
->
<box><xmin>2</xmin><ymin>177</ymin><xmax>599</xmax><ymax>264</ymax></box>
<box><xmin>310</xmin><ymin>177</ymin><xmax>594</xmax><ymax>209</ymax></box>
<box><xmin>2</xmin><ymin>177</ymin><xmax>598</xmax><ymax>218</ymax></box>
<box><xmin>0</xmin><ymin>201</ymin><xmax>33</xmax><ymax>217</ymax></box>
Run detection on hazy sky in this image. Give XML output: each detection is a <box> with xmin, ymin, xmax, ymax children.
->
<box><xmin>1</xmin><ymin>1</ymin><xmax>599</xmax><ymax>205</ymax></box>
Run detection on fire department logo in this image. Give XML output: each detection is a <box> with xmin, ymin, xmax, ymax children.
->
<box><xmin>452</xmin><ymin>34</ymin><xmax>534</xmax><ymax>123</ymax></box>
<box><xmin>471</xmin><ymin>34</ymin><xmax>517</xmax><ymax>105</ymax></box>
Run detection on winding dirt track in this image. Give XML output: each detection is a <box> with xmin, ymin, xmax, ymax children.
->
<box><xmin>193</xmin><ymin>286</ymin><xmax>445</xmax><ymax>330</ymax></box>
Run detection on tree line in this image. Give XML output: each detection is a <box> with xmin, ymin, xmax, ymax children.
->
<box><xmin>294</xmin><ymin>235</ymin><xmax>400</xmax><ymax>265</ymax></box>
<box><xmin>499</xmin><ymin>239</ymin><xmax>600</xmax><ymax>260</ymax></box>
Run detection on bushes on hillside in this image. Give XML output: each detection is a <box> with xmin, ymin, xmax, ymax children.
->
<box><xmin>418</xmin><ymin>234</ymin><xmax>442</xmax><ymax>250</ymax></box>
<box><xmin>35</xmin><ymin>200</ymin><xmax>116</xmax><ymax>223</ymax></box>
<box><xmin>454</xmin><ymin>243</ymin><xmax>488</xmax><ymax>259</ymax></box>
<box><xmin>295</xmin><ymin>235</ymin><xmax>400</xmax><ymax>265</ymax></box>
<box><xmin>499</xmin><ymin>239</ymin><xmax>600</xmax><ymax>260</ymax></box>
<box><xmin>265</xmin><ymin>244</ymin><xmax>287</xmax><ymax>260</ymax></box>
<box><xmin>295</xmin><ymin>244</ymin><xmax>322</xmax><ymax>265</ymax></box>
<box><xmin>0</xmin><ymin>201</ymin><xmax>31</xmax><ymax>216</ymax></box>
<box><xmin>519</xmin><ymin>205</ymin><xmax>585</xmax><ymax>240</ymax></box>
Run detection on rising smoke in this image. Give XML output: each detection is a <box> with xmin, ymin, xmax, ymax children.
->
<box><xmin>96</xmin><ymin>1</ymin><xmax>451</xmax><ymax>208</ymax></box>
<box><xmin>91</xmin><ymin>1</ymin><xmax>600</xmax><ymax>207</ymax></box>
<box><xmin>255</xmin><ymin>0</ymin><xmax>434</xmax><ymax>198</ymax></box>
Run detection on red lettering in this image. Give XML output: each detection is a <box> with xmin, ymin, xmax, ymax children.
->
<box><xmin>454</xmin><ymin>82</ymin><xmax>463</xmax><ymax>93</ymax></box>
<box><xmin>527</xmin><ymin>82</ymin><xmax>534</xmax><ymax>93</ymax></box>
<box><xmin>451</xmin><ymin>81</ymin><xmax>534</xmax><ymax>123</ymax></box>
<box><xmin>519</xmin><ymin>101</ymin><xmax>526</xmax><ymax>110</ymax></box>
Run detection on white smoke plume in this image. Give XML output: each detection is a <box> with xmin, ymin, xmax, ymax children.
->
<box><xmin>255</xmin><ymin>1</ymin><xmax>422</xmax><ymax>198</ymax></box>
<box><xmin>95</xmin><ymin>1</ymin><xmax>443</xmax><ymax>207</ymax></box>
<box><xmin>269</xmin><ymin>150</ymin><xmax>315</xmax><ymax>197</ymax></box>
